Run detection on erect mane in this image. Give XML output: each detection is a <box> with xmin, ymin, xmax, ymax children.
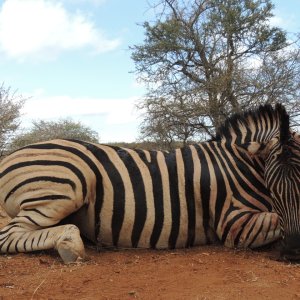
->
<box><xmin>277</xmin><ymin>103</ymin><xmax>290</xmax><ymax>145</ymax></box>
<box><xmin>215</xmin><ymin>103</ymin><xmax>290</xmax><ymax>144</ymax></box>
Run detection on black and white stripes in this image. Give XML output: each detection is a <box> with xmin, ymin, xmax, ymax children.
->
<box><xmin>0</xmin><ymin>104</ymin><xmax>299</xmax><ymax>262</ymax></box>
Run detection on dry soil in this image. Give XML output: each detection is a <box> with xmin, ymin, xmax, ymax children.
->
<box><xmin>0</xmin><ymin>210</ymin><xmax>299</xmax><ymax>300</ymax></box>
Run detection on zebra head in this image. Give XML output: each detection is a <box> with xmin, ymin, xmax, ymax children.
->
<box><xmin>262</xmin><ymin>104</ymin><xmax>300</xmax><ymax>259</ymax></box>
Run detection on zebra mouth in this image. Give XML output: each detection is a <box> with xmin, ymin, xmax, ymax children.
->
<box><xmin>279</xmin><ymin>234</ymin><xmax>300</xmax><ymax>261</ymax></box>
<box><xmin>280</xmin><ymin>249</ymin><xmax>300</xmax><ymax>261</ymax></box>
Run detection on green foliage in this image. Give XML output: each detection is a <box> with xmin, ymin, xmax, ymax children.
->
<box><xmin>131</xmin><ymin>0</ymin><xmax>300</xmax><ymax>146</ymax></box>
<box><xmin>0</xmin><ymin>83</ymin><xmax>25</xmax><ymax>157</ymax></box>
<box><xmin>8</xmin><ymin>119</ymin><xmax>99</xmax><ymax>152</ymax></box>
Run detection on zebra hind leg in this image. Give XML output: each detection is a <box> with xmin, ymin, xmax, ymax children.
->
<box><xmin>0</xmin><ymin>212</ymin><xmax>86</xmax><ymax>263</ymax></box>
<box><xmin>55</xmin><ymin>224</ymin><xmax>86</xmax><ymax>263</ymax></box>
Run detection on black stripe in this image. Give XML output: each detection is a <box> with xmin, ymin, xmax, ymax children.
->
<box><xmin>0</xmin><ymin>224</ymin><xmax>21</xmax><ymax>235</ymax></box>
<box><xmin>181</xmin><ymin>146</ymin><xmax>196</xmax><ymax>247</ymax></box>
<box><xmin>0</xmin><ymin>237</ymin><xmax>8</xmax><ymax>251</ymax></box>
<box><xmin>37</xmin><ymin>231</ymin><xmax>43</xmax><ymax>247</ymax></box>
<box><xmin>19</xmin><ymin>215</ymin><xmax>40</xmax><ymax>227</ymax></box>
<box><xmin>79</xmin><ymin>144</ymin><xmax>125</xmax><ymax>247</ymax></box>
<box><xmin>20</xmin><ymin>194</ymin><xmax>71</xmax><ymax>206</ymax></box>
<box><xmin>264</xmin><ymin>217</ymin><xmax>273</xmax><ymax>243</ymax></box>
<box><xmin>0</xmin><ymin>235</ymin><xmax>8</xmax><ymax>243</ymax></box>
<box><xmin>235</xmin><ymin>125</ymin><xmax>243</xmax><ymax>145</ymax></box>
<box><xmin>244</xmin><ymin>122</ymin><xmax>252</xmax><ymax>144</ymax></box>
<box><xmin>248</xmin><ymin>218</ymin><xmax>265</xmax><ymax>248</ymax></box>
<box><xmin>202</xmin><ymin>143</ymin><xmax>227</xmax><ymax>231</ymax></box>
<box><xmin>256</xmin><ymin>117</ymin><xmax>263</xmax><ymax>142</ymax></box>
<box><xmin>24</xmin><ymin>142</ymin><xmax>105</xmax><ymax>243</ymax></box>
<box><xmin>23</xmin><ymin>208</ymin><xmax>51</xmax><ymax>218</ymax></box>
<box><xmin>164</xmin><ymin>151</ymin><xmax>180</xmax><ymax>249</ymax></box>
<box><xmin>117</xmin><ymin>148</ymin><xmax>147</xmax><ymax>248</ymax></box>
<box><xmin>253</xmin><ymin>116</ymin><xmax>259</xmax><ymax>142</ymax></box>
<box><xmin>233</xmin><ymin>213</ymin><xmax>253</xmax><ymax>246</ymax></box>
<box><xmin>221</xmin><ymin>211</ymin><xmax>250</xmax><ymax>244</ymax></box>
<box><xmin>222</xmin><ymin>143</ymin><xmax>272</xmax><ymax>211</ymax></box>
<box><xmin>4</xmin><ymin>177</ymin><xmax>76</xmax><ymax>203</ymax></box>
<box><xmin>6</xmin><ymin>239</ymin><xmax>13</xmax><ymax>252</ymax></box>
<box><xmin>265</xmin><ymin>112</ymin><xmax>274</xmax><ymax>140</ymax></box>
<box><xmin>43</xmin><ymin>231</ymin><xmax>49</xmax><ymax>246</ymax></box>
<box><xmin>149</xmin><ymin>151</ymin><xmax>164</xmax><ymax>248</ymax></box>
<box><xmin>31</xmin><ymin>237</ymin><xmax>35</xmax><ymax>250</ymax></box>
<box><xmin>1</xmin><ymin>160</ymin><xmax>87</xmax><ymax>202</ymax></box>
<box><xmin>194</xmin><ymin>144</ymin><xmax>210</xmax><ymax>244</ymax></box>
<box><xmin>23</xmin><ymin>238</ymin><xmax>27</xmax><ymax>251</ymax></box>
<box><xmin>245</xmin><ymin>214</ymin><xmax>256</xmax><ymax>241</ymax></box>
<box><xmin>15</xmin><ymin>239</ymin><xmax>20</xmax><ymax>253</ymax></box>
<box><xmin>0</xmin><ymin>232</ymin><xmax>11</xmax><ymax>242</ymax></box>
<box><xmin>135</xmin><ymin>149</ymin><xmax>148</xmax><ymax>164</ymax></box>
<box><xmin>236</xmin><ymin>145</ymin><xmax>254</xmax><ymax>167</ymax></box>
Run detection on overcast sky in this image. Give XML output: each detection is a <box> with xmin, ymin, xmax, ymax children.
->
<box><xmin>1</xmin><ymin>0</ymin><xmax>300</xmax><ymax>142</ymax></box>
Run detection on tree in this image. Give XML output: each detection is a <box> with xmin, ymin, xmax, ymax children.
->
<box><xmin>8</xmin><ymin>119</ymin><xmax>99</xmax><ymax>152</ymax></box>
<box><xmin>0</xmin><ymin>83</ymin><xmax>25</xmax><ymax>157</ymax></box>
<box><xmin>131</xmin><ymin>0</ymin><xmax>300</xmax><ymax>148</ymax></box>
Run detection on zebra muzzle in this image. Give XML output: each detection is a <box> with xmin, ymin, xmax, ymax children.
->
<box><xmin>280</xmin><ymin>234</ymin><xmax>300</xmax><ymax>261</ymax></box>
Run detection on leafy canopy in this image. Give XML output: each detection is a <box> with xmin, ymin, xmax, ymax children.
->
<box><xmin>131</xmin><ymin>0</ymin><xmax>300</xmax><ymax>149</ymax></box>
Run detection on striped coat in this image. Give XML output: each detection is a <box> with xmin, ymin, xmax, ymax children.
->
<box><xmin>0</xmin><ymin>104</ymin><xmax>298</xmax><ymax>263</ymax></box>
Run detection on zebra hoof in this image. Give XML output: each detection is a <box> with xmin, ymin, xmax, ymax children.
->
<box><xmin>55</xmin><ymin>225</ymin><xmax>86</xmax><ymax>264</ymax></box>
<box><xmin>57</xmin><ymin>247</ymin><xmax>85</xmax><ymax>264</ymax></box>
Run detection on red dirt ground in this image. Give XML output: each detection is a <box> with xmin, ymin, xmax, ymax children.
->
<box><xmin>0</xmin><ymin>210</ymin><xmax>300</xmax><ymax>300</ymax></box>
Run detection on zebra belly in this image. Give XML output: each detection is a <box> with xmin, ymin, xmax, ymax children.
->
<box><xmin>97</xmin><ymin>207</ymin><xmax>209</xmax><ymax>249</ymax></box>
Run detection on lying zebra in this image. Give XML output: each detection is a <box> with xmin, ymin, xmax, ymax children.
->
<box><xmin>0</xmin><ymin>103</ymin><xmax>299</xmax><ymax>263</ymax></box>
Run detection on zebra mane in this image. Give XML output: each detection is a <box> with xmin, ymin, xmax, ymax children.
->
<box><xmin>277</xmin><ymin>103</ymin><xmax>290</xmax><ymax>145</ymax></box>
<box><xmin>215</xmin><ymin>103</ymin><xmax>290</xmax><ymax>145</ymax></box>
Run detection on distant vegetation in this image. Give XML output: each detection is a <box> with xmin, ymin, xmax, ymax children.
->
<box><xmin>107</xmin><ymin>141</ymin><xmax>185</xmax><ymax>151</ymax></box>
<box><xmin>0</xmin><ymin>83</ymin><xmax>25</xmax><ymax>158</ymax></box>
<box><xmin>8</xmin><ymin>119</ymin><xmax>99</xmax><ymax>153</ymax></box>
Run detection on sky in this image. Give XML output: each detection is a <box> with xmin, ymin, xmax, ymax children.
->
<box><xmin>0</xmin><ymin>0</ymin><xmax>300</xmax><ymax>143</ymax></box>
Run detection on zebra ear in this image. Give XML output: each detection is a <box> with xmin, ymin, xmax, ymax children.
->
<box><xmin>239</xmin><ymin>139</ymin><xmax>277</xmax><ymax>157</ymax></box>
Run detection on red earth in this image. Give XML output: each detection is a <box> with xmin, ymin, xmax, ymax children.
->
<box><xmin>0</xmin><ymin>210</ymin><xmax>300</xmax><ymax>300</ymax></box>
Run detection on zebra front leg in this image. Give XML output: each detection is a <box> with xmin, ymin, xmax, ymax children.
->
<box><xmin>0</xmin><ymin>217</ymin><xmax>85</xmax><ymax>263</ymax></box>
<box><xmin>221</xmin><ymin>210</ymin><xmax>281</xmax><ymax>249</ymax></box>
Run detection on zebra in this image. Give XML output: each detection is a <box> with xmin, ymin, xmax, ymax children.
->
<box><xmin>0</xmin><ymin>103</ymin><xmax>299</xmax><ymax>263</ymax></box>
